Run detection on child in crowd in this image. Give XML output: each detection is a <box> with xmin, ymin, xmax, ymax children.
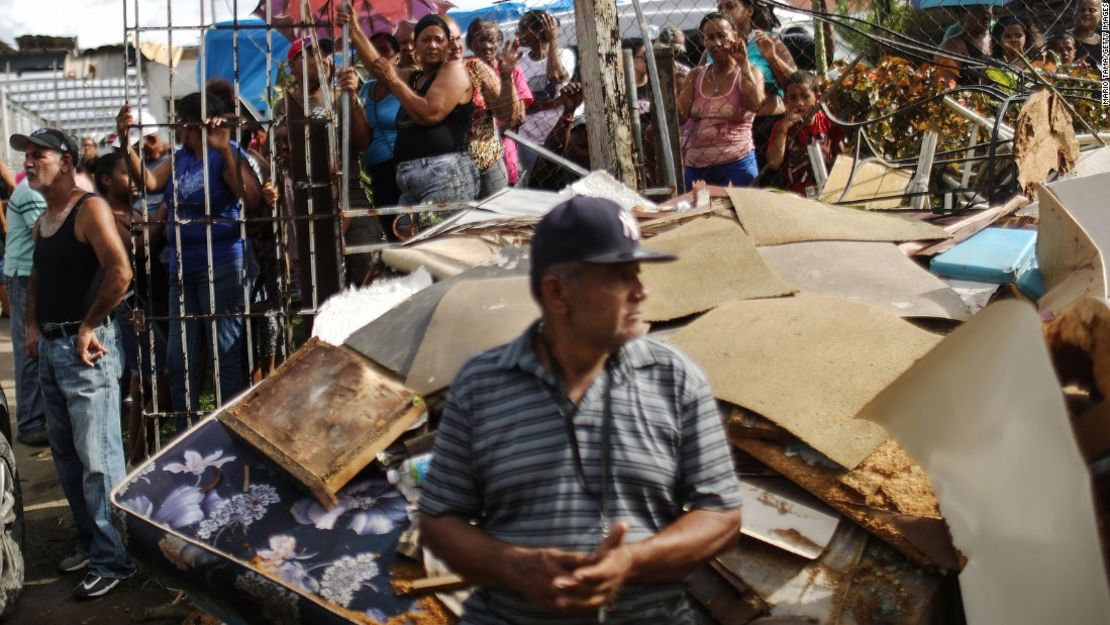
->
<box><xmin>766</xmin><ymin>70</ymin><xmax>843</xmax><ymax>197</ymax></box>
<box><xmin>1048</xmin><ymin>32</ymin><xmax>1077</xmax><ymax>65</ymax></box>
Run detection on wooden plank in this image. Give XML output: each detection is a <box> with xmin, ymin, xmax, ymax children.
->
<box><xmin>219</xmin><ymin>337</ymin><xmax>425</xmax><ymax>508</ymax></box>
<box><xmin>572</xmin><ymin>0</ymin><xmax>636</xmax><ymax>186</ymax></box>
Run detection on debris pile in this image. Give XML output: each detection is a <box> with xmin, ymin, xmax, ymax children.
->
<box><xmin>111</xmin><ymin>132</ymin><xmax>1110</xmax><ymax>624</ymax></box>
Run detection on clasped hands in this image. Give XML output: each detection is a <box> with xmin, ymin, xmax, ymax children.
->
<box><xmin>510</xmin><ymin>522</ymin><xmax>635</xmax><ymax>613</ymax></box>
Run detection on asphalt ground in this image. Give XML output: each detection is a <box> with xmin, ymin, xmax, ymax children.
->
<box><xmin>0</xmin><ymin>316</ymin><xmax>181</xmax><ymax>624</ymax></box>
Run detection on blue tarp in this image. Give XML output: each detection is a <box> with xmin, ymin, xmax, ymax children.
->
<box><xmin>201</xmin><ymin>18</ymin><xmax>291</xmax><ymax>119</ymax></box>
<box><xmin>447</xmin><ymin>0</ymin><xmax>581</xmax><ymax>35</ymax></box>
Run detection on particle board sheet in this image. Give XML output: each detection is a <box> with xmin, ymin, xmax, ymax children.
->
<box><xmin>818</xmin><ymin>155</ymin><xmax>914</xmax><ymax>210</ymax></box>
<box><xmin>381</xmin><ymin>235</ymin><xmax>503</xmax><ymax>280</ymax></box>
<box><xmin>640</xmin><ymin>216</ymin><xmax>795</xmax><ymax>322</ymax></box>
<box><xmin>344</xmin><ymin>246</ymin><xmax>530</xmax><ymax>376</ymax></box>
<box><xmin>1035</xmin><ymin>180</ymin><xmax>1107</xmax><ymax>315</ymax></box>
<box><xmin>669</xmin><ymin>294</ymin><xmax>942</xmax><ymax>468</ymax></box>
<box><xmin>219</xmin><ymin>337</ymin><xmax>425</xmax><ymax>508</ymax></box>
<box><xmin>406</xmin><ymin>276</ymin><xmax>538</xmax><ymax>395</ymax></box>
<box><xmin>856</xmin><ymin>300</ymin><xmax>1110</xmax><ymax>625</ymax></box>
<box><xmin>731</xmin><ymin>436</ymin><xmax>958</xmax><ymax>570</ymax></box>
<box><xmin>726</xmin><ymin>187</ymin><xmax>949</xmax><ymax>246</ymax></box>
<box><xmin>757</xmin><ymin>240</ymin><xmax>970</xmax><ymax>321</ymax></box>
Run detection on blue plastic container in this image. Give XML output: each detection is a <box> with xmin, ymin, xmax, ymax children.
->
<box><xmin>930</xmin><ymin>227</ymin><xmax>1037</xmax><ymax>285</ymax></box>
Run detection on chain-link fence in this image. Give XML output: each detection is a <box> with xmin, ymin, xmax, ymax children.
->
<box><xmin>5</xmin><ymin>0</ymin><xmax>1102</xmax><ymax>462</ymax></box>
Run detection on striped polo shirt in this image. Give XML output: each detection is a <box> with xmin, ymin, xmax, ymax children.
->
<box><xmin>419</xmin><ymin>321</ymin><xmax>743</xmax><ymax>625</ymax></box>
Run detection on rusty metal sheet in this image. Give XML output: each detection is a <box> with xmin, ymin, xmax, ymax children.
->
<box><xmin>738</xmin><ymin>477</ymin><xmax>841</xmax><ymax>560</ymax></box>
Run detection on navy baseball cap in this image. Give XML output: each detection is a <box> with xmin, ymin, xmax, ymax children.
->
<box><xmin>531</xmin><ymin>196</ymin><xmax>675</xmax><ymax>288</ymax></box>
<box><xmin>10</xmin><ymin>128</ymin><xmax>79</xmax><ymax>158</ymax></box>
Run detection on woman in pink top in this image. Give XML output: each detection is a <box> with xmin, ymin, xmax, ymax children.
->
<box><xmin>677</xmin><ymin>11</ymin><xmax>764</xmax><ymax>190</ymax></box>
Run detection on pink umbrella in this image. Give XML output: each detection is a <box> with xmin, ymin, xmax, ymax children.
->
<box><xmin>252</xmin><ymin>0</ymin><xmax>452</xmax><ymax>43</ymax></box>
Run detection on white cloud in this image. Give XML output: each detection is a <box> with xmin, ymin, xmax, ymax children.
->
<box><xmin>0</xmin><ymin>0</ymin><xmax>258</xmax><ymax>50</ymax></box>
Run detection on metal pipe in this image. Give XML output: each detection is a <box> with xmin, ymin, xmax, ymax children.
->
<box><xmin>199</xmin><ymin>0</ymin><xmax>224</xmax><ymax>411</ymax></box>
<box><xmin>232</xmin><ymin>0</ymin><xmax>256</xmax><ymax>380</ymax></box>
<box><xmin>504</xmin><ymin>129</ymin><xmax>590</xmax><ymax>177</ymax></box>
<box><xmin>943</xmin><ymin>96</ymin><xmax>1014</xmax><ymax>141</ymax></box>
<box><xmin>340</xmin><ymin>4</ymin><xmax>351</xmax><ymax>225</ymax></box>
<box><xmin>300</xmin><ymin>0</ymin><xmax>320</xmax><ymax>313</ymax></box>
<box><xmin>628</xmin><ymin>0</ymin><xmax>677</xmax><ymax>192</ymax></box>
<box><xmin>622</xmin><ymin>48</ymin><xmax>646</xmax><ymax>185</ymax></box>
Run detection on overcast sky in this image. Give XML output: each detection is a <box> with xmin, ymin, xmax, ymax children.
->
<box><xmin>0</xmin><ymin>0</ymin><xmax>259</xmax><ymax>50</ymax></box>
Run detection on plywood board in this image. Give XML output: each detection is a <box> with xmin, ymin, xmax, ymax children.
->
<box><xmin>670</xmin><ymin>294</ymin><xmax>941</xmax><ymax>468</ymax></box>
<box><xmin>857</xmin><ymin>300</ymin><xmax>1110</xmax><ymax>625</ymax></box>
<box><xmin>406</xmin><ymin>276</ymin><xmax>538</xmax><ymax>395</ymax></box>
<box><xmin>819</xmin><ymin>155</ymin><xmax>914</xmax><ymax>210</ymax></box>
<box><xmin>640</xmin><ymin>216</ymin><xmax>795</xmax><ymax>322</ymax></box>
<box><xmin>726</xmin><ymin>187</ymin><xmax>949</xmax><ymax>246</ymax></box>
<box><xmin>758</xmin><ymin>240</ymin><xmax>969</xmax><ymax>320</ymax></box>
<box><xmin>1035</xmin><ymin>181</ymin><xmax>1107</xmax><ymax>314</ymax></box>
<box><xmin>219</xmin><ymin>338</ymin><xmax>425</xmax><ymax>508</ymax></box>
<box><xmin>732</xmin><ymin>436</ymin><xmax>959</xmax><ymax>571</ymax></box>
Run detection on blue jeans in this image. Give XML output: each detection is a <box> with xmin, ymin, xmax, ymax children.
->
<box><xmin>684</xmin><ymin>150</ymin><xmax>759</xmax><ymax>191</ymax></box>
<box><xmin>396</xmin><ymin>152</ymin><xmax>479</xmax><ymax>206</ymax></box>
<box><xmin>38</xmin><ymin>321</ymin><xmax>134</xmax><ymax>578</ymax></box>
<box><xmin>167</xmin><ymin>257</ymin><xmax>248</xmax><ymax>429</ymax></box>
<box><xmin>9</xmin><ymin>276</ymin><xmax>45</xmax><ymax>435</ymax></box>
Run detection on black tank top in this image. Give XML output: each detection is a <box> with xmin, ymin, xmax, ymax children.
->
<box><xmin>33</xmin><ymin>193</ymin><xmax>101</xmax><ymax>325</ymax></box>
<box><xmin>393</xmin><ymin>67</ymin><xmax>473</xmax><ymax>162</ymax></box>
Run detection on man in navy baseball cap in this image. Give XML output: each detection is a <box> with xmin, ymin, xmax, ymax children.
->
<box><xmin>529</xmin><ymin>195</ymin><xmax>675</xmax><ymax>300</ymax></box>
<box><xmin>419</xmin><ymin>194</ymin><xmax>742</xmax><ymax>624</ymax></box>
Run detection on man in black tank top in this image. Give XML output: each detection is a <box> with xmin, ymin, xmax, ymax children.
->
<box><xmin>10</xmin><ymin>127</ymin><xmax>135</xmax><ymax>599</ymax></box>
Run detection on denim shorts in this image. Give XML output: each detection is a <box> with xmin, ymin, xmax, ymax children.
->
<box><xmin>684</xmin><ymin>150</ymin><xmax>759</xmax><ymax>191</ymax></box>
<box><xmin>395</xmin><ymin>152</ymin><xmax>478</xmax><ymax>206</ymax></box>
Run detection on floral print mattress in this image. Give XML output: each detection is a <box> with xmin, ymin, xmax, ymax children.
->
<box><xmin>111</xmin><ymin>415</ymin><xmax>432</xmax><ymax>625</ymax></box>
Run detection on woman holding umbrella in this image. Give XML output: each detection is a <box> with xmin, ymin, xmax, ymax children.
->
<box><xmin>339</xmin><ymin>7</ymin><xmax>476</xmax><ymax>237</ymax></box>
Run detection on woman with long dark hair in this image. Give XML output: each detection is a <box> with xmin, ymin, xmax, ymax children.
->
<box><xmin>340</xmin><ymin>8</ymin><xmax>477</xmax><ymax>237</ymax></box>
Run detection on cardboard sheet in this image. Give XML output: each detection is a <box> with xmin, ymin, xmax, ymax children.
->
<box><xmin>381</xmin><ymin>235</ymin><xmax>503</xmax><ymax>279</ymax></box>
<box><xmin>726</xmin><ymin>187</ymin><xmax>949</xmax><ymax>246</ymax></box>
<box><xmin>640</xmin><ymin>216</ymin><xmax>795</xmax><ymax>321</ymax></box>
<box><xmin>857</xmin><ymin>300</ymin><xmax>1110</xmax><ymax>625</ymax></box>
<box><xmin>405</xmin><ymin>276</ymin><xmax>538</xmax><ymax>395</ymax></box>
<box><xmin>758</xmin><ymin>240</ymin><xmax>969</xmax><ymax>320</ymax></box>
<box><xmin>669</xmin><ymin>294</ymin><xmax>942</xmax><ymax>468</ymax></box>
<box><xmin>1035</xmin><ymin>179</ymin><xmax>1107</xmax><ymax>314</ymax></box>
<box><xmin>819</xmin><ymin>155</ymin><xmax>914</xmax><ymax>210</ymax></box>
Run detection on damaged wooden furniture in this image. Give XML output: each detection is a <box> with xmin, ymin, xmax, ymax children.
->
<box><xmin>219</xmin><ymin>337</ymin><xmax>426</xmax><ymax>508</ymax></box>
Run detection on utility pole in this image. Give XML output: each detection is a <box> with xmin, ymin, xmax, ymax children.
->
<box><xmin>573</xmin><ymin>0</ymin><xmax>637</xmax><ymax>187</ymax></box>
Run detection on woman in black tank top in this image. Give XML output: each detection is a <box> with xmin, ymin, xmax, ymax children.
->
<box><xmin>340</xmin><ymin>9</ymin><xmax>478</xmax><ymax>238</ymax></box>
